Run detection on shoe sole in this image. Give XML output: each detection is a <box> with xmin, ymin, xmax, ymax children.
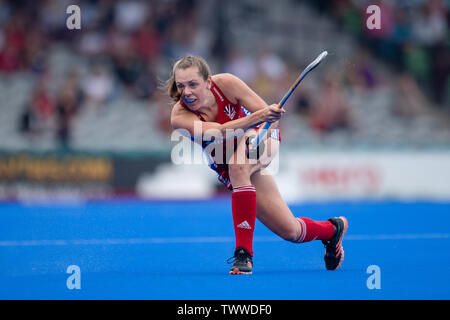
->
<box><xmin>229</xmin><ymin>268</ymin><xmax>252</xmax><ymax>275</ymax></box>
<box><xmin>327</xmin><ymin>216</ymin><xmax>348</xmax><ymax>271</ymax></box>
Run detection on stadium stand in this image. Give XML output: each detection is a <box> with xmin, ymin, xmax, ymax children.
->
<box><xmin>0</xmin><ymin>0</ymin><xmax>448</xmax><ymax>153</ymax></box>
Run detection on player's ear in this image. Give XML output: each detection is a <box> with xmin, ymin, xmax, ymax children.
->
<box><xmin>206</xmin><ymin>76</ymin><xmax>212</xmax><ymax>90</ymax></box>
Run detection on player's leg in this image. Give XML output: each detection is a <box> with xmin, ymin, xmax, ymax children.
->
<box><xmin>227</xmin><ymin>132</ymin><xmax>348</xmax><ymax>271</ymax></box>
<box><xmin>251</xmin><ymin>170</ymin><xmax>348</xmax><ymax>270</ymax></box>
<box><xmin>245</xmin><ymin>134</ymin><xmax>334</xmax><ymax>242</ymax></box>
<box><xmin>250</xmin><ymin>170</ymin><xmax>333</xmax><ymax>241</ymax></box>
<box><xmin>250</xmin><ymin>170</ymin><xmax>301</xmax><ymax>241</ymax></box>
<box><xmin>226</xmin><ymin>131</ymin><xmax>272</xmax><ymax>274</ymax></box>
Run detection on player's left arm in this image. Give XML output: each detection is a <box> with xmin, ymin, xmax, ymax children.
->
<box><xmin>213</xmin><ymin>73</ymin><xmax>283</xmax><ymax>129</ymax></box>
<box><xmin>213</xmin><ymin>73</ymin><xmax>270</xmax><ymax>113</ymax></box>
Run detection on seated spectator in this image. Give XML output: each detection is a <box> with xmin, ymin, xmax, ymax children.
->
<box><xmin>19</xmin><ymin>104</ymin><xmax>39</xmax><ymax>137</ymax></box>
<box><xmin>114</xmin><ymin>0</ymin><xmax>149</xmax><ymax>33</ymax></box>
<box><xmin>135</xmin><ymin>59</ymin><xmax>158</xmax><ymax>100</ymax></box>
<box><xmin>56</xmin><ymin>85</ymin><xmax>80</xmax><ymax>150</ymax></box>
<box><xmin>412</xmin><ymin>0</ymin><xmax>447</xmax><ymax>47</ymax></box>
<box><xmin>30</xmin><ymin>81</ymin><xmax>55</xmax><ymax>130</ymax></box>
<box><xmin>344</xmin><ymin>49</ymin><xmax>378</xmax><ymax>92</ymax></box>
<box><xmin>252</xmin><ymin>46</ymin><xmax>288</xmax><ymax>103</ymax></box>
<box><xmin>0</xmin><ymin>45</ymin><xmax>20</xmax><ymax>73</ymax></box>
<box><xmin>0</xmin><ymin>13</ymin><xmax>26</xmax><ymax>72</ymax></box>
<box><xmin>293</xmin><ymin>85</ymin><xmax>314</xmax><ymax>116</ymax></box>
<box><xmin>224</xmin><ymin>48</ymin><xmax>257</xmax><ymax>84</ymax></box>
<box><xmin>309</xmin><ymin>73</ymin><xmax>356</xmax><ymax>133</ymax></box>
<box><xmin>112</xmin><ymin>47</ymin><xmax>143</xmax><ymax>91</ymax></box>
<box><xmin>81</xmin><ymin>65</ymin><xmax>114</xmax><ymax>107</ymax></box>
<box><xmin>19</xmin><ymin>80</ymin><xmax>55</xmax><ymax>136</ymax></box>
<box><xmin>394</xmin><ymin>71</ymin><xmax>429</xmax><ymax>118</ymax></box>
<box><xmin>133</xmin><ymin>22</ymin><xmax>162</xmax><ymax>60</ymax></box>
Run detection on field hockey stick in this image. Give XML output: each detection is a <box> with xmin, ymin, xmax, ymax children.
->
<box><xmin>249</xmin><ymin>51</ymin><xmax>328</xmax><ymax>152</ymax></box>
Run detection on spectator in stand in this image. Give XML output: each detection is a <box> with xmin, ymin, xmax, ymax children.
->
<box><xmin>344</xmin><ymin>49</ymin><xmax>378</xmax><ymax>93</ymax></box>
<box><xmin>133</xmin><ymin>20</ymin><xmax>162</xmax><ymax>61</ymax></box>
<box><xmin>135</xmin><ymin>58</ymin><xmax>158</xmax><ymax>100</ymax></box>
<box><xmin>23</xmin><ymin>26</ymin><xmax>47</xmax><ymax>75</ymax></box>
<box><xmin>112</xmin><ymin>46</ymin><xmax>143</xmax><ymax>93</ymax></box>
<box><xmin>30</xmin><ymin>79</ymin><xmax>55</xmax><ymax>130</ymax></box>
<box><xmin>292</xmin><ymin>84</ymin><xmax>314</xmax><ymax>116</ymax></box>
<box><xmin>19</xmin><ymin>103</ymin><xmax>39</xmax><ymax>137</ymax></box>
<box><xmin>19</xmin><ymin>78</ymin><xmax>55</xmax><ymax>136</ymax></box>
<box><xmin>394</xmin><ymin>71</ymin><xmax>430</xmax><ymax>118</ymax></box>
<box><xmin>411</xmin><ymin>0</ymin><xmax>449</xmax><ymax>107</ymax></box>
<box><xmin>0</xmin><ymin>44</ymin><xmax>20</xmax><ymax>73</ymax></box>
<box><xmin>252</xmin><ymin>46</ymin><xmax>288</xmax><ymax>103</ymax></box>
<box><xmin>114</xmin><ymin>0</ymin><xmax>149</xmax><ymax>33</ymax></box>
<box><xmin>224</xmin><ymin>48</ymin><xmax>257</xmax><ymax>85</ymax></box>
<box><xmin>78</xmin><ymin>26</ymin><xmax>107</xmax><ymax>57</ymax></box>
<box><xmin>55</xmin><ymin>83</ymin><xmax>80</xmax><ymax>150</ymax></box>
<box><xmin>309</xmin><ymin>72</ymin><xmax>355</xmax><ymax>134</ymax></box>
<box><xmin>363</xmin><ymin>0</ymin><xmax>397</xmax><ymax>62</ymax></box>
<box><xmin>81</xmin><ymin>65</ymin><xmax>114</xmax><ymax>108</ymax></box>
<box><xmin>0</xmin><ymin>12</ymin><xmax>26</xmax><ymax>72</ymax></box>
<box><xmin>412</xmin><ymin>0</ymin><xmax>447</xmax><ymax>47</ymax></box>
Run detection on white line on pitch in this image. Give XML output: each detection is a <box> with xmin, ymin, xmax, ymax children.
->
<box><xmin>0</xmin><ymin>233</ymin><xmax>448</xmax><ymax>247</ymax></box>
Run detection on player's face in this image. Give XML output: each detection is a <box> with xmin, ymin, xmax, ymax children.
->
<box><xmin>175</xmin><ymin>67</ymin><xmax>210</xmax><ymax>111</ymax></box>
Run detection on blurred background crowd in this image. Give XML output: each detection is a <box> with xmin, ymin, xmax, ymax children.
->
<box><xmin>2</xmin><ymin>1</ymin><xmax>450</xmax><ymax>300</ymax></box>
<box><xmin>0</xmin><ymin>0</ymin><xmax>449</xmax><ymax>153</ymax></box>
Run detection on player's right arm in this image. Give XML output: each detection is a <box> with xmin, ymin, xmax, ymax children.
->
<box><xmin>170</xmin><ymin>102</ymin><xmax>280</xmax><ymax>141</ymax></box>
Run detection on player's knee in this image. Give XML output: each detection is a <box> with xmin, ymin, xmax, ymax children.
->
<box><xmin>228</xmin><ymin>164</ymin><xmax>251</xmax><ymax>181</ymax></box>
<box><xmin>279</xmin><ymin>224</ymin><xmax>302</xmax><ymax>243</ymax></box>
<box><xmin>284</xmin><ymin>228</ymin><xmax>302</xmax><ymax>242</ymax></box>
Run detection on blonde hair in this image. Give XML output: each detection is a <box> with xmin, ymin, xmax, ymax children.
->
<box><xmin>165</xmin><ymin>55</ymin><xmax>211</xmax><ymax>102</ymax></box>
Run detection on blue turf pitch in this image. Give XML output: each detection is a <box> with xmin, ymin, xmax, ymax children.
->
<box><xmin>0</xmin><ymin>198</ymin><xmax>449</xmax><ymax>299</ymax></box>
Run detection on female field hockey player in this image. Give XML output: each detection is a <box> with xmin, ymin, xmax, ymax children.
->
<box><xmin>168</xmin><ymin>55</ymin><xmax>348</xmax><ymax>274</ymax></box>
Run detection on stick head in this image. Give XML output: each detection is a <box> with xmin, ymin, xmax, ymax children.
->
<box><xmin>318</xmin><ymin>51</ymin><xmax>328</xmax><ymax>60</ymax></box>
<box><xmin>252</xmin><ymin>50</ymin><xmax>329</xmax><ymax>148</ymax></box>
<box><xmin>307</xmin><ymin>51</ymin><xmax>328</xmax><ymax>71</ymax></box>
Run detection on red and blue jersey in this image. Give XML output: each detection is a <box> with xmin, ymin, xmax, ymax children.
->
<box><xmin>180</xmin><ymin>80</ymin><xmax>279</xmax><ymax>189</ymax></box>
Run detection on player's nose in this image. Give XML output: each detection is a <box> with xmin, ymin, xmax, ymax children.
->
<box><xmin>183</xmin><ymin>87</ymin><xmax>192</xmax><ymax>96</ymax></box>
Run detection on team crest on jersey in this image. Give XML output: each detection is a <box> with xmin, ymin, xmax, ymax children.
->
<box><xmin>224</xmin><ymin>104</ymin><xmax>236</xmax><ymax>119</ymax></box>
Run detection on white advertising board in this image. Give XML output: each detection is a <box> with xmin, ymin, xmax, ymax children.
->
<box><xmin>138</xmin><ymin>149</ymin><xmax>450</xmax><ymax>201</ymax></box>
<box><xmin>274</xmin><ymin>151</ymin><xmax>450</xmax><ymax>202</ymax></box>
